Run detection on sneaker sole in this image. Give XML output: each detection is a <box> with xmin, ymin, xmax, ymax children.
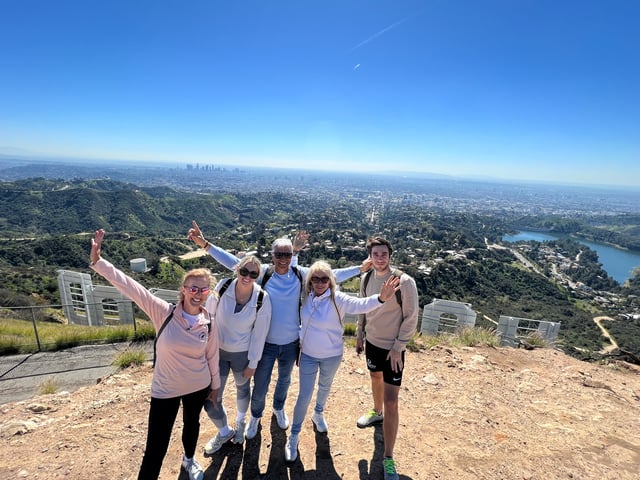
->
<box><xmin>357</xmin><ymin>418</ymin><xmax>383</xmax><ymax>428</ymax></box>
<box><xmin>203</xmin><ymin>448</ymin><xmax>220</xmax><ymax>458</ymax></box>
<box><xmin>203</xmin><ymin>432</ymin><xmax>236</xmax><ymax>456</ymax></box>
<box><xmin>311</xmin><ymin>419</ymin><xmax>327</xmax><ymax>433</ymax></box>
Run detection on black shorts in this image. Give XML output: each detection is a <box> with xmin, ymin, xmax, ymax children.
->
<box><xmin>364</xmin><ymin>340</ymin><xmax>405</xmax><ymax>387</ymax></box>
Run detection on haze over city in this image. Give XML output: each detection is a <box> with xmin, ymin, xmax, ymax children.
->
<box><xmin>1</xmin><ymin>1</ymin><xmax>638</xmax><ymax>187</ymax></box>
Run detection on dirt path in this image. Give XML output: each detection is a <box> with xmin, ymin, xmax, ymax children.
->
<box><xmin>594</xmin><ymin>315</ymin><xmax>619</xmax><ymax>354</ymax></box>
<box><xmin>2</xmin><ymin>345</ymin><xmax>640</xmax><ymax>479</ymax></box>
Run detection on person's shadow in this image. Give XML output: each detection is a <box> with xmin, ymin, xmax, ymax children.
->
<box><xmin>312</xmin><ymin>426</ymin><xmax>341</xmax><ymax>479</ymax></box>
<box><xmin>199</xmin><ymin>421</ymin><xmax>265</xmax><ymax>480</ymax></box>
<box><xmin>200</xmin><ymin>438</ymin><xmax>243</xmax><ymax>480</ymax></box>
<box><xmin>265</xmin><ymin>413</ymin><xmax>296</xmax><ymax>478</ymax></box>
<box><xmin>240</xmin><ymin>421</ymin><xmax>263</xmax><ymax>479</ymax></box>
<box><xmin>357</xmin><ymin>424</ymin><xmax>413</xmax><ymax>480</ymax></box>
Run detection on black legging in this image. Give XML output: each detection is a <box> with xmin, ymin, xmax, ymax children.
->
<box><xmin>137</xmin><ymin>385</ymin><xmax>209</xmax><ymax>480</ymax></box>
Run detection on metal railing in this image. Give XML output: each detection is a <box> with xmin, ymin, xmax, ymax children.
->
<box><xmin>0</xmin><ymin>301</ymin><xmax>143</xmax><ymax>353</ymax></box>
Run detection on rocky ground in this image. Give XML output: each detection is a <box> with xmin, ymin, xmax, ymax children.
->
<box><xmin>1</xmin><ymin>344</ymin><xmax>639</xmax><ymax>480</ymax></box>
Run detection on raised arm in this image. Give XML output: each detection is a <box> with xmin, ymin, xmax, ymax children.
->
<box><xmin>89</xmin><ymin>229</ymin><xmax>170</xmax><ymax>329</ymax></box>
<box><xmin>89</xmin><ymin>228</ymin><xmax>105</xmax><ymax>265</ymax></box>
<box><xmin>187</xmin><ymin>220</ymin><xmax>240</xmax><ymax>271</ymax></box>
<box><xmin>292</xmin><ymin>231</ymin><xmax>309</xmax><ymax>255</ymax></box>
<box><xmin>332</xmin><ymin>256</ymin><xmax>372</xmax><ymax>283</ymax></box>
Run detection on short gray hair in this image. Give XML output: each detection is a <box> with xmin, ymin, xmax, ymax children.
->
<box><xmin>271</xmin><ymin>237</ymin><xmax>293</xmax><ymax>253</ymax></box>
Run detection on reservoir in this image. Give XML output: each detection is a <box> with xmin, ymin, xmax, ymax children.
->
<box><xmin>502</xmin><ymin>231</ymin><xmax>640</xmax><ymax>285</ymax></box>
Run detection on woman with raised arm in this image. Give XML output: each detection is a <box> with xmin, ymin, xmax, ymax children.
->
<box><xmin>202</xmin><ymin>255</ymin><xmax>272</xmax><ymax>455</ymax></box>
<box><xmin>188</xmin><ymin>220</ymin><xmax>372</xmax><ymax>441</ymax></box>
<box><xmin>283</xmin><ymin>260</ymin><xmax>400</xmax><ymax>463</ymax></box>
<box><xmin>89</xmin><ymin>229</ymin><xmax>220</xmax><ymax>480</ymax></box>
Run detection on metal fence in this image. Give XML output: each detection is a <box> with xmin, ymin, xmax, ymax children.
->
<box><xmin>0</xmin><ymin>301</ymin><xmax>142</xmax><ymax>353</ymax></box>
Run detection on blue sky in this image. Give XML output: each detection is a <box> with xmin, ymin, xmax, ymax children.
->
<box><xmin>1</xmin><ymin>1</ymin><xmax>639</xmax><ymax>187</ymax></box>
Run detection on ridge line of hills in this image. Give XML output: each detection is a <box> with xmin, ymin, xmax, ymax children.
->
<box><xmin>1</xmin><ymin>173</ymin><xmax>640</xmax><ymax>358</ymax></box>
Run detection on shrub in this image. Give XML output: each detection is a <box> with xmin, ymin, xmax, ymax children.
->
<box><xmin>38</xmin><ymin>377</ymin><xmax>60</xmax><ymax>395</ymax></box>
<box><xmin>343</xmin><ymin>323</ymin><xmax>357</xmax><ymax>336</ymax></box>
<box><xmin>113</xmin><ymin>348</ymin><xmax>147</xmax><ymax>368</ymax></box>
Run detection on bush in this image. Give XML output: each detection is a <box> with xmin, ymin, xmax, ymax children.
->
<box><xmin>113</xmin><ymin>348</ymin><xmax>147</xmax><ymax>368</ymax></box>
<box><xmin>38</xmin><ymin>377</ymin><xmax>60</xmax><ymax>395</ymax></box>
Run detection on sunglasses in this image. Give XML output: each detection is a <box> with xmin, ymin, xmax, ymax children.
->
<box><xmin>311</xmin><ymin>276</ymin><xmax>330</xmax><ymax>284</ymax></box>
<box><xmin>273</xmin><ymin>251</ymin><xmax>293</xmax><ymax>259</ymax></box>
<box><xmin>185</xmin><ymin>285</ymin><xmax>210</xmax><ymax>295</ymax></box>
<box><xmin>239</xmin><ymin>267</ymin><xmax>260</xmax><ymax>279</ymax></box>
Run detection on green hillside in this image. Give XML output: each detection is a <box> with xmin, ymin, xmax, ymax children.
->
<box><xmin>1</xmin><ymin>178</ymin><xmax>639</xmax><ymax>357</ymax></box>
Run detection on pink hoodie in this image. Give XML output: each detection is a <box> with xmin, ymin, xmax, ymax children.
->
<box><xmin>91</xmin><ymin>258</ymin><xmax>220</xmax><ymax>398</ymax></box>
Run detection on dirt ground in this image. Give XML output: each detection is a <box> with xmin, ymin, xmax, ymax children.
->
<box><xmin>1</xmin><ymin>344</ymin><xmax>640</xmax><ymax>480</ymax></box>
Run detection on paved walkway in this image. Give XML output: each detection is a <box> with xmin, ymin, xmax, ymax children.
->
<box><xmin>0</xmin><ymin>341</ymin><xmax>153</xmax><ymax>405</ymax></box>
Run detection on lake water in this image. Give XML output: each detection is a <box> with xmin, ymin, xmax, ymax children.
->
<box><xmin>502</xmin><ymin>231</ymin><xmax>640</xmax><ymax>284</ymax></box>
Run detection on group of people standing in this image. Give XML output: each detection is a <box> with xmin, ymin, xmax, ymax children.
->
<box><xmin>89</xmin><ymin>221</ymin><xmax>419</xmax><ymax>480</ymax></box>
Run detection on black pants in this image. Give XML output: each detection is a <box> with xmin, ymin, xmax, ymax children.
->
<box><xmin>137</xmin><ymin>385</ymin><xmax>209</xmax><ymax>480</ymax></box>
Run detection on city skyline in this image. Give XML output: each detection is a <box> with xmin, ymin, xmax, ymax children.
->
<box><xmin>1</xmin><ymin>1</ymin><xmax>639</xmax><ymax>187</ymax></box>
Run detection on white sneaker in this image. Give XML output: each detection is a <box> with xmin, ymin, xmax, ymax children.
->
<box><xmin>311</xmin><ymin>412</ymin><xmax>328</xmax><ymax>433</ymax></box>
<box><xmin>182</xmin><ymin>457</ymin><xmax>204</xmax><ymax>480</ymax></box>
<box><xmin>232</xmin><ymin>420</ymin><xmax>246</xmax><ymax>444</ymax></box>
<box><xmin>273</xmin><ymin>408</ymin><xmax>289</xmax><ymax>429</ymax></box>
<box><xmin>285</xmin><ymin>433</ymin><xmax>299</xmax><ymax>462</ymax></box>
<box><xmin>203</xmin><ymin>429</ymin><xmax>235</xmax><ymax>456</ymax></box>
<box><xmin>245</xmin><ymin>415</ymin><xmax>261</xmax><ymax>440</ymax></box>
<box><xmin>357</xmin><ymin>409</ymin><xmax>383</xmax><ymax>428</ymax></box>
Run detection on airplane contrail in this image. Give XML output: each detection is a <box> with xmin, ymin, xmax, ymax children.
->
<box><xmin>349</xmin><ymin>15</ymin><xmax>413</xmax><ymax>52</ymax></box>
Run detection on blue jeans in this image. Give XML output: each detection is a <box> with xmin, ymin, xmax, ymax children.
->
<box><xmin>250</xmin><ymin>340</ymin><xmax>299</xmax><ymax>418</ymax></box>
<box><xmin>204</xmin><ymin>350</ymin><xmax>251</xmax><ymax>429</ymax></box>
<box><xmin>291</xmin><ymin>352</ymin><xmax>342</xmax><ymax>435</ymax></box>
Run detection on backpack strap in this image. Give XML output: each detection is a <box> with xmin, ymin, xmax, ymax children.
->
<box><xmin>291</xmin><ymin>265</ymin><xmax>303</xmax><ymax>285</ymax></box>
<box><xmin>362</xmin><ymin>269</ymin><xmax>403</xmax><ymax>306</ymax></box>
<box><xmin>391</xmin><ymin>268</ymin><xmax>403</xmax><ymax>306</ymax></box>
<box><xmin>256</xmin><ymin>288</ymin><xmax>265</xmax><ymax>311</ymax></box>
<box><xmin>331</xmin><ymin>295</ymin><xmax>342</xmax><ymax>328</ymax></box>
<box><xmin>153</xmin><ymin>304</ymin><xmax>176</xmax><ymax>368</ymax></box>
<box><xmin>222</xmin><ymin>277</ymin><xmax>265</xmax><ymax>311</ymax></box>
<box><xmin>262</xmin><ymin>265</ymin><xmax>303</xmax><ymax>319</ymax></box>
<box><xmin>217</xmin><ymin>278</ymin><xmax>234</xmax><ymax>298</ymax></box>
<box><xmin>260</xmin><ymin>267</ymin><xmax>274</xmax><ymax>289</ymax></box>
<box><xmin>262</xmin><ymin>266</ymin><xmax>303</xmax><ymax>289</ymax></box>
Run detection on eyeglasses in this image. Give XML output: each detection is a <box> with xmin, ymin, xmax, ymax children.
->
<box><xmin>239</xmin><ymin>267</ymin><xmax>260</xmax><ymax>279</ymax></box>
<box><xmin>273</xmin><ymin>251</ymin><xmax>293</xmax><ymax>259</ymax></box>
<box><xmin>185</xmin><ymin>285</ymin><xmax>210</xmax><ymax>295</ymax></box>
<box><xmin>310</xmin><ymin>276</ymin><xmax>330</xmax><ymax>284</ymax></box>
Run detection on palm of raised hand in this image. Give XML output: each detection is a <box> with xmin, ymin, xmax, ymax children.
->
<box><xmin>293</xmin><ymin>231</ymin><xmax>309</xmax><ymax>251</ymax></box>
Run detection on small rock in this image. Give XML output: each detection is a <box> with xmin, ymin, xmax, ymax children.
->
<box><xmin>422</xmin><ymin>374</ymin><xmax>439</xmax><ymax>385</ymax></box>
<box><xmin>0</xmin><ymin>420</ymin><xmax>38</xmax><ymax>437</ymax></box>
<box><xmin>27</xmin><ymin>403</ymin><xmax>49</xmax><ymax>413</ymax></box>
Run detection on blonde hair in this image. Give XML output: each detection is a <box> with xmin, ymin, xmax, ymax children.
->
<box><xmin>236</xmin><ymin>255</ymin><xmax>262</xmax><ymax>275</ymax></box>
<box><xmin>179</xmin><ymin>268</ymin><xmax>215</xmax><ymax>302</ymax></box>
<box><xmin>304</xmin><ymin>260</ymin><xmax>336</xmax><ymax>296</ymax></box>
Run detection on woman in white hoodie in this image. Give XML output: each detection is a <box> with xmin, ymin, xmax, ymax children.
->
<box><xmin>284</xmin><ymin>260</ymin><xmax>399</xmax><ymax>462</ymax></box>
<box><xmin>203</xmin><ymin>255</ymin><xmax>272</xmax><ymax>456</ymax></box>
